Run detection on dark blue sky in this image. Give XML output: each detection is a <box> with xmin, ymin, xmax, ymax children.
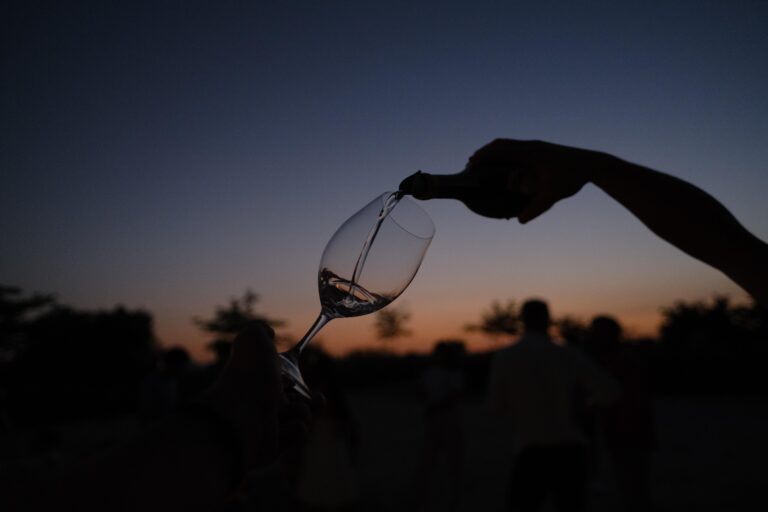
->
<box><xmin>3</xmin><ymin>1</ymin><xmax>767</xmax><ymax>356</ymax></box>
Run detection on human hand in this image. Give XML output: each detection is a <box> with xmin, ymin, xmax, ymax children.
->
<box><xmin>201</xmin><ymin>321</ymin><xmax>316</xmax><ymax>475</ymax></box>
<box><xmin>200</xmin><ymin>321</ymin><xmax>281</xmax><ymax>472</ymax></box>
<box><xmin>468</xmin><ymin>139</ymin><xmax>609</xmax><ymax>223</ymax></box>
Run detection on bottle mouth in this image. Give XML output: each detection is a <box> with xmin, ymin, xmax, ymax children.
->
<box><xmin>398</xmin><ymin>171</ymin><xmax>430</xmax><ymax>199</ymax></box>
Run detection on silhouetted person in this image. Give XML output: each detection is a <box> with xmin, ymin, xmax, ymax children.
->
<box><xmin>295</xmin><ymin>346</ymin><xmax>360</xmax><ymax>511</ymax></box>
<box><xmin>588</xmin><ymin>316</ymin><xmax>656</xmax><ymax>512</ymax></box>
<box><xmin>413</xmin><ymin>341</ymin><xmax>467</xmax><ymax>512</ymax></box>
<box><xmin>555</xmin><ymin>322</ymin><xmax>600</xmax><ymax>486</ymax></box>
<box><xmin>200</xmin><ymin>339</ymin><xmax>233</xmax><ymax>390</ymax></box>
<box><xmin>140</xmin><ymin>347</ymin><xmax>193</xmax><ymax>421</ymax></box>
<box><xmin>488</xmin><ymin>299</ymin><xmax>619</xmax><ymax>512</ymax></box>
<box><xmin>407</xmin><ymin>139</ymin><xmax>768</xmax><ymax>306</ymax></box>
<box><xmin>1</xmin><ymin>321</ymin><xmax>314</xmax><ymax>512</ymax></box>
<box><xmin>209</xmin><ymin>339</ymin><xmax>233</xmax><ymax>372</ymax></box>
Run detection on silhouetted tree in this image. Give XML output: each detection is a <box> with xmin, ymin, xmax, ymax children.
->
<box><xmin>0</xmin><ymin>285</ymin><xmax>56</xmax><ymax>362</ymax></box>
<box><xmin>661</xmin><ymin>295</ymin><xmax>736</xmax><ymax>348</ymax></box>
<box><xmin>465</xmin><ymin>299</ymin><xmax>519</xmax><ymax>341</ymax></box>
<box><xmin>658</xmin><ymin>295</ymin><xmax>768</xmax><ymax>394</ymax></box>
<box><xmin>194</xmin><ymin>290</ymin><xmax>285</xmax><ymax>342</ymax></box>
<box><xmin>9</xmin><ymin>303</ymin><xmax>158</xmax><ymax>424</ymax></box>
<box><xmin>374</xmin><ymin>306</ymin><xmax>412</xmax><ymax>343</ymax></box>
<box><xmin>730</xmin><ymin>300</ymin><xmax>768</xmax><ymax>343</ymax></box>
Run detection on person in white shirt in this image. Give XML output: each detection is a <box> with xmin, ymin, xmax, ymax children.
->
<box><xmin>488</xmin><ymin>299</ymin><xmax>619</xmax><ymax>512</ymax></box>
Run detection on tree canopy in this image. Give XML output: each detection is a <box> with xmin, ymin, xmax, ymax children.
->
<box><xmin>465</xmin><ymin>299</ymin><xmax>519</xmax><ymax>338</ymax></box>
<box><xmin>194</xmin><ymin>290</ymin><xmax>285</xmax><ymax>341</ymax></box>
<box><xmin>374</xmin><ymin>306</ymin><xmax>412</xmax><ymax>341</ymax></box>
<box><xmin>0</xmin><ymin>285</ymin><xmax>56</xmax><ymax>361</ymax></box>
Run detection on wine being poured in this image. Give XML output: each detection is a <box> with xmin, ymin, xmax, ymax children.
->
<box><xmin>280</xmin><ymin>191</ymin><xmax>434</xmax><ymax>398</ymax></box>
<box><xmin>319</xmin><ymin>191</ymin><xmax>402</xmax><ymax>316</ymax></box>
<box><xmin>318</xmin><ymin>270</ymin><xmax>394</xmax><ymax>318</ymax></box>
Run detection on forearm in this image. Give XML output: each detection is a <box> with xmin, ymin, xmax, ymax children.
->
<box><xmin>589</xmin><ymin>154</ymin><xmax>768</xmax><ymax>305</ymax></box>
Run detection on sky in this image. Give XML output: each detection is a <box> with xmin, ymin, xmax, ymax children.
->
<box><xmin>2</xmin><ymin>1</ymin><xmax>767</xmax><ymax>360</ymax></box>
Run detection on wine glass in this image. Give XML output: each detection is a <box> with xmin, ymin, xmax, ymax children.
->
<box><xmin>280</xmin><ymin>191</ymin><xmax>435</xmax><ymax>397</ymax></box>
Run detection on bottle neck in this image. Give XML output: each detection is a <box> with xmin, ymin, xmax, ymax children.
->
<box><xmin>399</xmin><ymin>170</ymin><xmax>476</xmax><ymax>200</ymax></box>
<box><xmin>400</xmin><ymin>167</ymin><xmax>529</xmax><ymax>219</ymax></box>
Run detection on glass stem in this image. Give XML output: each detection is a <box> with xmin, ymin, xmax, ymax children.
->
<box><xmin>283</xmin><ymin>312</ymin><xmax>332</xmax><ymax>364</ymax></box>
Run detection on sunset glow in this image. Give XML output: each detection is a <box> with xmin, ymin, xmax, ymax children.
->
<box><xmin>3</xmin><ymin>2</ymin><xmax>766</xmax><ymax>362</ymax></box>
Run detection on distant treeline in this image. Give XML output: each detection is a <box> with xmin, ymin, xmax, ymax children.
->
<box><xmin>2</xmin><ymin>286</ymin><xmax>767</xmax><ymax>428</ymax></box>
<box><xmin>1</xmin><ymin>286</ymin><xmax>156</xmax><ymax>426</ymax></box>
<box><xmin>336</xmin><ymin>296</ymin><xmax>768</xmax><ymax>397</ymax></box>
<box><xmin>654</xmin><ymin>296</ymin><xmax>768</xmax><ymax>395</ymax></box>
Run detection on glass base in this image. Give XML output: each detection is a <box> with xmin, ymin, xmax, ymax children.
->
<box><xmin>279</xmin><ymin>352</ymin><xmax>312</xmax><ymax>399</ymax></box>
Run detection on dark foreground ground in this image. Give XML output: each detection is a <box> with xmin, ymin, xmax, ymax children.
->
<box><xmin>2</xmin><ymin>392</ymin><xmax>767</xmax><ymax>511</ymax></box>
<box><xmin>347</xmin><ymin>390</ymin><xmax>768</xmax><ymax>512</ymax></box>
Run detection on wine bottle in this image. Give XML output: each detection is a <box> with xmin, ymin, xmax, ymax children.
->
<box><xmin>398</xmin><ymin>167</ymin><xmax>532</xmax><ymax>220</ymax></box>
